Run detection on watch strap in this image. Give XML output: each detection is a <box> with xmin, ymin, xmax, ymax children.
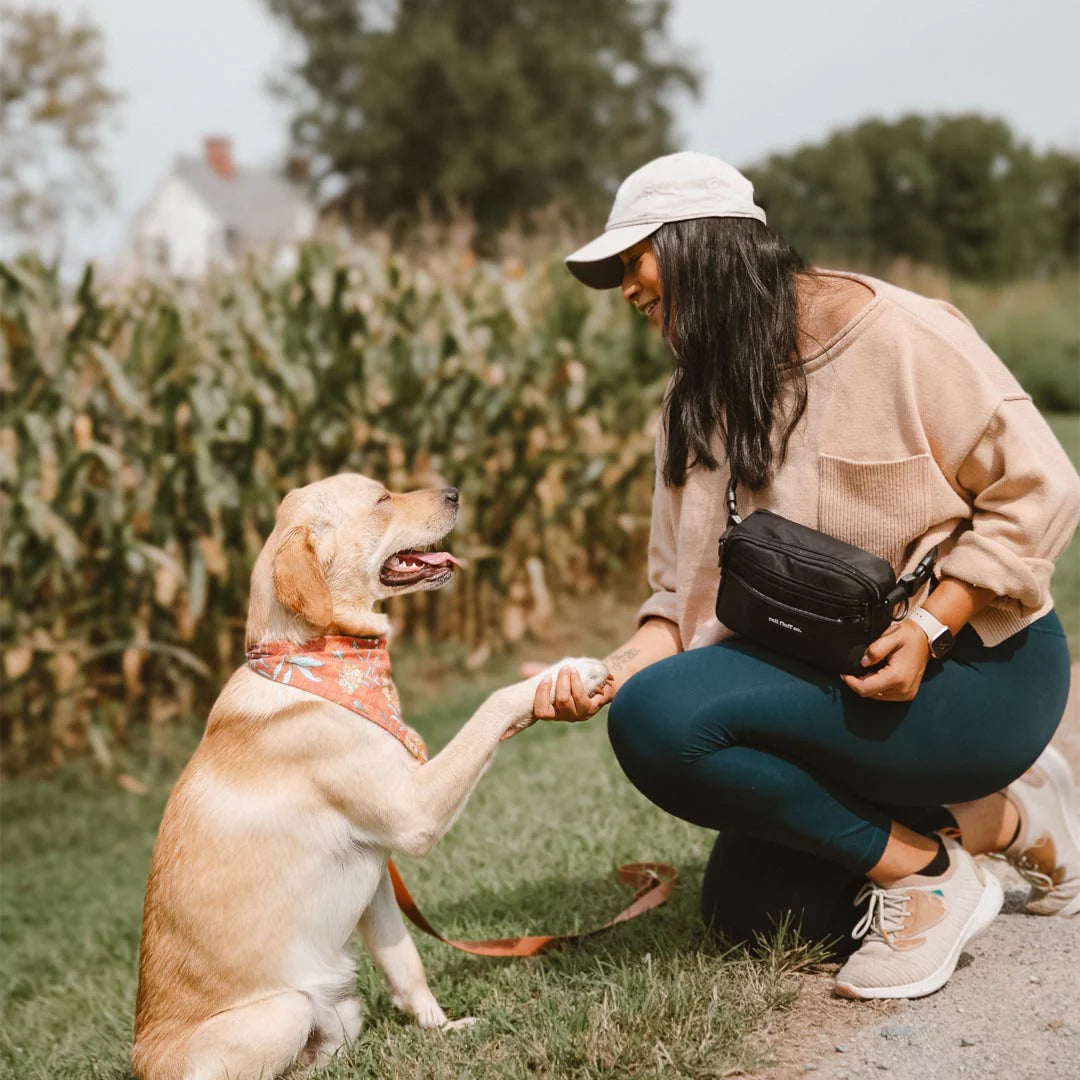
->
<box><xmin>906</xmin><ymin>607</ymin><xmax>952</xmax><ymax>656</ymax></box>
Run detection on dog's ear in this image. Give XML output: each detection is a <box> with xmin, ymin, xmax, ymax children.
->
<box><xmin>272</xmin><ymin>526</ymin><xmax>333</xmax><ymax>631</ymax></box>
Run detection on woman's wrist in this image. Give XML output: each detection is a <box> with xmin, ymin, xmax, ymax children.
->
<box><xmin>603</xmin><ymin>618</ymin><xmax>681</xmax><ymax>692</ymax></box>
<box><xmin>920</xmin><ymin>576</ymin><xmax>997</xmax><ymax>636</ymax></box>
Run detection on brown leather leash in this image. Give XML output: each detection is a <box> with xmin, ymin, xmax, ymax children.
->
<box><xmin>388</xmin><ymin>859</ymin><xmax>679</xmax><ymax>957</ymax></box>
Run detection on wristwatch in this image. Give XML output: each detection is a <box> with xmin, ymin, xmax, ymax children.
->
<box><xmin>906</xmin><ymin>607</ymin><xmax>955</xmax><ymax>660</ymax></box>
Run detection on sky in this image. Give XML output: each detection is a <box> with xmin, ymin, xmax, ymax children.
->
<box><xmin>6</xmin><ymin>0</ymin><xmax>1080</xmax><ymax>270</ymax></box>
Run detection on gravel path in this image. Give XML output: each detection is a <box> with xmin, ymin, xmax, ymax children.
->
<box><xmin>756</xmin><ymin>664</ymin><xmax>1080</xmax><ymax>1080</ymax></box>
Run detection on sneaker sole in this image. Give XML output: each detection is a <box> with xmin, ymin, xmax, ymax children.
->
<box><xmin>1023</xmin><ymin>745</ymin><xmax>1080</xmax><ymax>919</ymax></box>
<box><xmin>834</xmin><ymin>871</ymin><xmax>1004</xmax><ymax>1001</ymax></box>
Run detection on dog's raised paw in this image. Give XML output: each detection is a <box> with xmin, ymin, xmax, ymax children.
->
<box><xmin>540</xmin><ymin>657</ymin><xmax>610</xmax><ymax>701</ymax></box>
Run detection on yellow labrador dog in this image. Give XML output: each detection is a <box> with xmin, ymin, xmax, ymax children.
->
<box><xmin>133</xmin><ymin>473</ymin><xmax>608</xmax><ymax>1080</ymax></box>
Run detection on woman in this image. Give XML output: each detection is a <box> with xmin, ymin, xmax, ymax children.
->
<box><xmin>536</xmin><ymin>152</ymin><xmax>1080</xmax><ymax>999</ymax></box>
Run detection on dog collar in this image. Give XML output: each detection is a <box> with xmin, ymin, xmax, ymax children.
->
<box><xmin>246</xmin><ymin>635</ymin><xmax>427</xmax><ymax>762</ymax></box>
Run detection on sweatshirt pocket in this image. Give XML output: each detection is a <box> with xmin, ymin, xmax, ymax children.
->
<box><xmin>818</xmin><ymin>453</ymin><xmax>933</xmax><ymax>572</ymax></box>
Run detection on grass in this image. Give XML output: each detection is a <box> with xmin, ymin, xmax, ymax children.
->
<box><xmin>0</xmin><ymin>594</ymin><xmax>822</xmax><ymax>1080</ymax></box>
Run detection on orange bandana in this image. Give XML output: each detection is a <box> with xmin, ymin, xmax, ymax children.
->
<box><xmin>246</xmin><ymin>636</ymin><xmax>427</xmax><ymax>762</ymax></box>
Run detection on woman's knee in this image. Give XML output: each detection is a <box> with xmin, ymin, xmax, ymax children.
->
<box><xmin>607</xmin><ymin>665</ymin><xmax>686</xmax><ymax>789</ymax></box>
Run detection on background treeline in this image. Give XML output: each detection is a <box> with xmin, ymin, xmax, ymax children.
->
<box><xmin>262</xmin><ymin>3</ymin><xmax>1078</xmax><ymax>280</ymax></box>
<box><xmin>746</xmin><ymin>115</ymin><xmax>1078</xmax><ymax>281</ymax></box>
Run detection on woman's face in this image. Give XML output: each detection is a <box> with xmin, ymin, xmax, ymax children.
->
<box><xmin>619</xmin><ymin>239</ymin><xmax>663</xmax><ymax>329</ymax></box>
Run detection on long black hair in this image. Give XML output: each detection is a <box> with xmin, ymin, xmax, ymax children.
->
<box><xmin>651</xmin><ymin>217</ymin><xmax>810</xmax><ymax>490</ymax></box>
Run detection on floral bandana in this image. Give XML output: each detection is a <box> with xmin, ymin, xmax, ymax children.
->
<box><xmin>246</xmin><ymin>636</ymin><xmax>428</xmax><ymax>762</ymax></box>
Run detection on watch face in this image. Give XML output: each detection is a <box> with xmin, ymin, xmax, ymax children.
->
<box><xmin>930</xmin><ymin>629</ymin><xmax>955</xmax><ymax>659</ymax></box>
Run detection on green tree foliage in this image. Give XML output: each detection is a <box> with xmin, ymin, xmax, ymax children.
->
<box><xmin>746</xmin><ymin>114</ymin><xmax>1079</xmax><ymax>280</ymax></box>
<box><xmin>264</xmin><ymin>0</ymin><xmax>698</xmax><ymax>245</ymax></box>
<box><xmin>0</xmin><ymin>6</ymin><xmax>122</xmax><ymax>256</ymax></box>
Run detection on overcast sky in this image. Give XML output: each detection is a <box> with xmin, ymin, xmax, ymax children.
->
<box><xmin>8</xmin><ymin>0</ymin><xmax>1080</xmax><ymax>269</ymax></box>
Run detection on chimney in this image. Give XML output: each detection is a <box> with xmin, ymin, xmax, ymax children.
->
<box><xmin>285</xmin><ymin>154</ymin><xmax>309</xmax><ymax>183</ymax></box>
<box><xmin>203</xmin><ymin>136</ymin><xmax>235</xmax><ymax>180</ymax></box>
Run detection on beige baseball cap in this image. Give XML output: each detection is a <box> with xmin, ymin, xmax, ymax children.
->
<box><xmin>565</xmin><ymin>151</ymin><xmax>767</xmax><ymax>289</ymax></box>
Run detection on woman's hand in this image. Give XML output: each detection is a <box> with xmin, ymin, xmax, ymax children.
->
<box><xmin>499</xmin><ymin>661</ymin><xmax>615</xmax><ymax>740</ymax></box>
<box><xmin>841</xmin><ymin>620</ymin><xmax>932</xmax><ymax>702</ymax></box>
<box><xmin>531</xmin><ymin>664</ymin><xmax>616</xmax><ymax>723</ymax></box>
<box><xmin>513</xmin><ymin>618</ymin><xmax>679</xmax><ymax>729</ymax></box>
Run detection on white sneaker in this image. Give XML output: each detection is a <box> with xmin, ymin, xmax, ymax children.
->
<box><xmin>1000</xmin><ymin>744</ymin><xmax>1080</xmax><ymax>918</ymax></box>
<box><xmin>834</xmin><ymin>836</ymin><xmax>1002</xmax><ymax>1000</ymax></box>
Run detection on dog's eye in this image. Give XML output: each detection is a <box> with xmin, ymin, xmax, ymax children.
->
<box><xmin>378</xmin><ymin>493</ymin><xmax>392</xmax><ymax>505</ymax></box>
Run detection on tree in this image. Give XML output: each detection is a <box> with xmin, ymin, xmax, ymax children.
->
<box><xmin>0</xmin><ymin>5</ymin><xmax>122</xmax><ymax>258</ymax></box>
<box><xmin>747</xmin><ymin>113</ymin><xmax>1079</xmax><ymax>280</ymax></box>
<box><xmin>264</xmin><ymin>0</ymin><xmax>699</xmax><ymax>245</ymax></box>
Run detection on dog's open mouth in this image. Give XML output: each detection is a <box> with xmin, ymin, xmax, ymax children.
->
<box><xmin>379</xmin><ymin>550</ymin><xmax>463</xmax><ymax>588</ymax></box>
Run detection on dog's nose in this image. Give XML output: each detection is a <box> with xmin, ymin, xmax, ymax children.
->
<box><xmin>442</xmin><ymin>487</ymin><xmax>459</xmax><ymax>505</ymax></box>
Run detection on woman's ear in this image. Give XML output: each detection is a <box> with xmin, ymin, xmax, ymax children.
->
<box><xmin>272</xmin><ymin>526</ymin><xmax>333</xmax><ymax>631</ymax></box>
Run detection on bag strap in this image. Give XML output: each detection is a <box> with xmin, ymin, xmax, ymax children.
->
<box><xmin>726</xmin><ymin>474</ymin><xmax>937</xmax><ymax>616</ymax></box>
<box><xmin>725</xmin><ymin>474</ymin><xmax>742</xmax><ymax>527</ymax></box>
<box><xmin>388</xmin><ymin>858</ymin><xmax>678</xmax><ymax>958</ymax></box>
<box><xmin>885</xmin><ymin>546</ymin><xmax>938</xmax><ymax>617</ymax></box>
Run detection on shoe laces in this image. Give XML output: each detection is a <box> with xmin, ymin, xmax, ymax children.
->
<box><xmin>851</xmin><ymin>882</ymin><xmax>911</xmax><ymax>941</ymax></box>
<box><xmin>990</xmin><ymin>851</ymin><xmax>1076</xmax><ymax>896</ymax></box>
<box><xmin>1012</xmin><ymin>852</ymin><xmax>1056</xmax><ymax>892</ymax></box>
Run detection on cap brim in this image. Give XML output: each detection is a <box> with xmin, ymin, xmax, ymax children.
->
<box><xmin>565</xmin><ymin>222</ymin><xmax>662</xmax><ymax>289</ymax></box>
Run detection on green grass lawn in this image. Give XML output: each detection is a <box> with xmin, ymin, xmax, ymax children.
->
<box><xmin>0</xmin><ymin>603</ymin><xmax>820</xmax><ymax>1080</ymax></box>
<box><xmin>2</xmin><ymin>416</ymin><xmax>1075</xmax><ymax>1080</ymax></box>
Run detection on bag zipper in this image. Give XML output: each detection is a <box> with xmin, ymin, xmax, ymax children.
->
<box><xmin>726</xmin><ymin>528</ymin><xmax>886</xmax><ymax>600</ymax></box>
<box><xmin>733</xmin><ymin>558</ymin><xmax>869</xmax><ymax>614</ymax></box>
<box><xmin>725</xmin><ymin>570</ymin><xmax>866</xmax><ymax>626</ymax></box>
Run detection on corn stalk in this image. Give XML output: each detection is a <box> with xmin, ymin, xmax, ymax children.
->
<box><xmin>0</xmin><ymin>247</ymin><xmax>668</xmax><ymax>768</ymax></box>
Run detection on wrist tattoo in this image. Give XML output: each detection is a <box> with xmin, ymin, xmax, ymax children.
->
<box><xmin>605</xmin><ymin>647</ymin><xmax>640</xmax><ymax>671</ymax></box>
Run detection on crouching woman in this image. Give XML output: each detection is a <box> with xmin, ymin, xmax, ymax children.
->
<box><xmin>535</xmin><ymin>152</ymin><xmax>1080</xmax><ymax>1000</ymax></box>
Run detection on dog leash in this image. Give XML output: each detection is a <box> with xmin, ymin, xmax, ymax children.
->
<box><xmin>388</xmin><ymin>859</ymin><xmax>679</xmax><ymax>957</ymax></box>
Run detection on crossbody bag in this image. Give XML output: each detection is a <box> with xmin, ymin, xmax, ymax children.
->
<box><xmin>715</xmin><ymin>476</ymin><xmax>937</xmax><ymax>674</ymax></box>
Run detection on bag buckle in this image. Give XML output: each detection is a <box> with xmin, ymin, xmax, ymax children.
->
<box><xmin>887</xmin><ymin>547</ymin><xmax>938</xmax><ymax>620</ymax></box>
<box><xmin>725</xmin><ymin>476</ymin><xmax>742</xmax><ymax>528</ymax></box>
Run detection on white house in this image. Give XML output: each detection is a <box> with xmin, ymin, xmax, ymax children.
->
<box><xmin>119</xmin><ymin>137</ymin><xmax>318</xmax><ymax>280</ymax></box>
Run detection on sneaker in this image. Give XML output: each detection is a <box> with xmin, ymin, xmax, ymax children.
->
<box><xmin>1000</xmin><ymin>744</ymin><xmax>1080</xmax><ymax>918</ymax></box>
<box><xmin>834</xmin><ymin>836</ymin><xmax>1003</xmax><ymax>1000</ymax></box>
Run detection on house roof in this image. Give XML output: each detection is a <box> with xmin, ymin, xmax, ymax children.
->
<box><xmin>173</xmin><ymin>156</ymin><xmax>312</xmax><ymax>241</ymax></box>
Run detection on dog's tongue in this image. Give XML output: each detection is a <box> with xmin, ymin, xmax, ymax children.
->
<box><xmin>411</xmin><ymin>551</ymin><xmax>465</xmax><ymax>568</ymax></box>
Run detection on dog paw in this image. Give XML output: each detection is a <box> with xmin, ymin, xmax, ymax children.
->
<box><xmin>537</xmin><ymin>657</ymin><xmax>610</xmax><ymax>702</ymax></box>
<box><xmin>407</xmin><ymin>992</ymin><xmax>448</xmax><ymax>1030</ymax></box>
<box><xmin>440</xmin><ymin>1016</ymin><xmax>479</xmax><ymax>1031</ymax></box>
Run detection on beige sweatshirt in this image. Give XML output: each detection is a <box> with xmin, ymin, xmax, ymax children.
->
<box><xmin>638</xmin><ymin>270</ymin><xmax>1080</xmax><ymax>650</ymax></box>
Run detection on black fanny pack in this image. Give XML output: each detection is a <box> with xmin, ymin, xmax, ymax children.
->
<box><xmin>715</xmin><ymin>477</ymin><xmax>936</xmax><ymax>674</ymax></box>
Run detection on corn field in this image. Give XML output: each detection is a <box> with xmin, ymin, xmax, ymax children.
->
<box><xmin>0</xmin><ymin>247</ymin><xmax>669</xmax><ymax>768</ymax></box>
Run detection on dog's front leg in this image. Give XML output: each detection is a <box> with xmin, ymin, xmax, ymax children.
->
<box><xmin>358</xmin><ymin>867</ymin><xmax>472</xmax><ymax>1029</ymax></box>
<box><xmin>393</xmin><ymin>658</ymin><xmax>609</xmax><ymax>856</ymax></box>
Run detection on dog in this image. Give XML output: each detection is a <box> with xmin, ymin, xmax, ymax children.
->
<box><xmin>132</xmin><ymin>473</ymin><xmax>609</xmax><ymax>1080</ymax></box>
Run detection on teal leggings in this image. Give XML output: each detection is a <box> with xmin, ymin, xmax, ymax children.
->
<box><xmin>608</xmin><ymin>610</ymin><xmax>1070</xmax><ymax>951</ymax></box>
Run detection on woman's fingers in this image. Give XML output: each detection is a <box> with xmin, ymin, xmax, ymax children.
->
<box><xmin>532</xmin><ymin>676</ymin><xmax>556</xmax><ymax>718</ymax></box>
<box><xmin>842</xmin><ymin>623</ymin><xmax>930</xmax><ymax>701</ymax></box>
<box><xmin>532</xmin><ymin>665</ymin><xmax>614</xmax><ymax>722</ymax></box>
<box><xmin>553</xmin><ymin>666</ymin><xmax>575</xmax><ymax>711</ymax></box>
<box><xmin>569</xmin><ymin>668</ymin><xmax>587</xmax><ymax>709</ymax></box>
<box><xmin>858</xmin><ymin>623</ymin><xmax>903</xmax><ymax>668</ymax></box>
